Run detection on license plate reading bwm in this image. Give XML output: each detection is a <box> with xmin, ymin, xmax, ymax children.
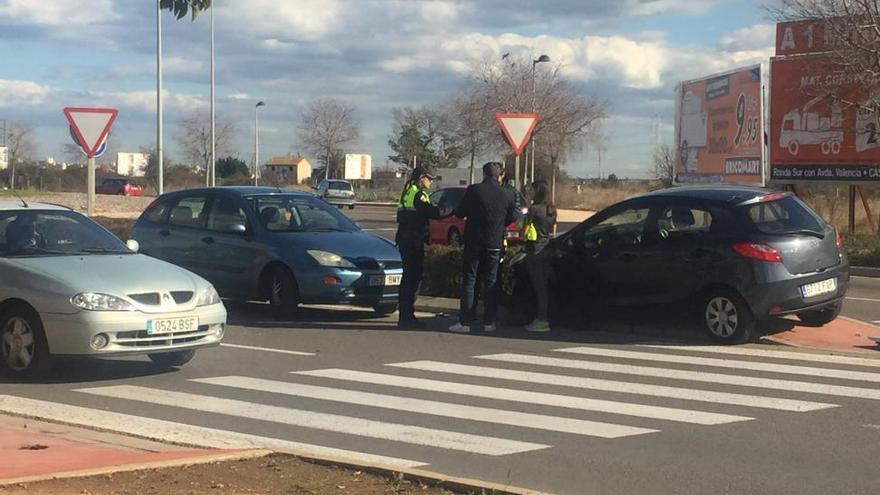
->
<box><xmin>801</xmin><ymin>278</ymin><xmax>837</xmax><ymax>299</ymax></box>
<box><xmin>370</xmin><ymin>274</ymin><xmax>402</xmax><ymax>286</ymax></box>
<box><xmin>147</xmin><ymin>316</ymin><xmax>199</xmax><ymax>335</ymax></box>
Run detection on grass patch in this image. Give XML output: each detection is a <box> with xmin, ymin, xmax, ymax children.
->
<box><xmin>842</xmin><ymin>233</ymin><xmax>880</xmax><ymax>267</ymax></box>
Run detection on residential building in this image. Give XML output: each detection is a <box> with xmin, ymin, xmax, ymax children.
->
<box><xmin>265</xmin><ymin>156</ymin><xmax>312</xmax><ymax>185</ymax></box>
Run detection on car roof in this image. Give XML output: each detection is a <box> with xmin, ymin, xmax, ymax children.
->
<box><xmin>637</xmin><ymin>185</ymin><xmax>778</xmax><ymax>205</ymax></box>
<box><xmin>162</xmin><ymin>186</ymin><xmax>313</xmax><ymax>197</ymax></box>
<box><xmin>0</xmin><ymin>200</ymin><xmax>72</xmax><ymax>211</ymax></box>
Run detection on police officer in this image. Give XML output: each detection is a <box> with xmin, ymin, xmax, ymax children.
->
<box><xmin>395</xmin><ymin>165</ymin><xmax>444</xmax><ymax>329</ymax></box>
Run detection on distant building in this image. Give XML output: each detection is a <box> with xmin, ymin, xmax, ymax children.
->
<box><xmin>265</xmin><ymin>156</ymin><xmax>312</xmax><ymax>185</ymax></box>
<box><xmin>434</xmin><ymin>167</ymin><xmax>472</xmax><ymax>188</ymax></box>
<box><xmin>116</xmin><ymin>152</ymin><xmax>148</xmax><ymax>177</ymax></box>
<box><xmin>0</xmin><ymin>146</ymin><xmax>9</xmax><ymax>170</ymax></box>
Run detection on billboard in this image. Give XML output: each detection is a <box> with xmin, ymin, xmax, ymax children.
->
<box><xmin>674</xmin><ymin>65</ymin><xmax>765</xmax><ymax>186</ymax></box>
<box><xmin>769</xmin><ymin>56</ymin><xmax>880</xmax><ymax>182</ymax></box>
<box><xmin>0</xmin><ymin>147</ymin><xmax>7</xmax><ymax>170</ymax></box>
<box><xmin>344</xmin><ymin>153</ymin><xmax>372</xmax><ymax>180</ymax></box>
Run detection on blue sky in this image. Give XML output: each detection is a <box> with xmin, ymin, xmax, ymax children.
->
<box><xmin>0</xmin><ymin>0</ymin><xmax>776</xmax><ymax>179</ymax></box>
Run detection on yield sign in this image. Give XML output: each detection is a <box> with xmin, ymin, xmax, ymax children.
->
<box><xmin>496</xmin><ymin>113</ymin><xmax>539</xmax><ymax>156</ymax></box>
<box><xmin>63</xmin><ymin>107</ymin><xmax>118</xmax><ymax>158</ymax></box>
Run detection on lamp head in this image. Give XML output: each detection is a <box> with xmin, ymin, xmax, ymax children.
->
<box><xmin>534</xmin><ymin>54</ymin><xmax>551</xmax><ymax>64</ymax></box>
<box><xmin>256</xmin><ymin>101</ymin><xmax>265</xmax><ymax>108</ymax></box>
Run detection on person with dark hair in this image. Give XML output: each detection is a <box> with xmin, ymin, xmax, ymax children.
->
<box><xmin>448</xmin><ymin>161</ymin><xmax>517</xmax><ymax>333</ymax></box>
<box><xmin>395</xmin><ymin>165</ymin><xmax>445</xmax><ymax>329</ymax></box>
<box><xmin>522</xmin><ymin>180</ymin><xmax>557</xmax><ymax>332</ymax></box>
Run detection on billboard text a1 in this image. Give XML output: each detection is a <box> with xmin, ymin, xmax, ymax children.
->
<box><xmin>674</xmin><ymin>65</ymin><xmax>764</xmax><ymax>186</ymax></box>
<box><xmin>769</xmin><ymin>56</ymin><xmax>880</xmax><ymax>182</ymax></box>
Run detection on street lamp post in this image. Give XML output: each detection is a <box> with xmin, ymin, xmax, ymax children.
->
<box><xmin>156</xmin><ymin>0</ymin><xmax>164</xmax><ymax>195</ymax></box>
<box><xmin>209</xmin><ymin>2</ymin><xmax>215</xmax><ymax>187</ymax></box>
<box><xmin>253</xmin><ymin>101</ymin><xmax>264</xmax><ymax>186</ymax></box>
<box><xmin>531</xmin><ymin>54</ymin><xmax>550</xmax><ymax>185</ymax></box>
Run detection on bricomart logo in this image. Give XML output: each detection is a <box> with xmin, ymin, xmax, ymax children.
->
<box><xmin>724</xmin><ymin>157</ymin><xmax>761</xmax><ymax>175</ymax></box>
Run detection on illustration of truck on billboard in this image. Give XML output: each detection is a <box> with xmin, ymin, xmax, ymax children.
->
<box><xmin>678</xmin><ymin>89</ymin><xmax>707</xmax><ymax>172</ymax></box>
<box><xmin>779</xmin><ymin>95</ymin><xmax>843</xmax><ymax>156</ymax></box>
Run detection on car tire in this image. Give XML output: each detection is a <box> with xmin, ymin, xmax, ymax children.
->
<box><xmin>348</xmin><ymin>205</ymin><xmax>355</xmax><ymax>210</ymax></box>
<box><xmin>447</xmin><ymin>228</ymin><xmax>462</xmax><ymax>247</ymax></box>
<box><xmin>148</xmin><ymin>349</ymin><xmax>196</xmax><ymax>368</ymax></box>
<box><xmin>700</xmin><ymin>288</ymin><xmax>754</xmax><ymax>344</ymax></box>
<box><xmin>797</xmin><ymin>303</ymin><xmax>842</xmax><ymax>327</ymax></box>
<box><xmin>0</xmin><ymin>303</ymin><xmax>51</xmax><ymax>379</ymax></box>
<box><xmin>373</xmin><ymin>303</ymin><xmax>398</xmax><ymax>315</ymax></box>
<box><xmin>268</xmin><ymin>266</ymin><xmax>300</xmax><ymax>318</ymax></box>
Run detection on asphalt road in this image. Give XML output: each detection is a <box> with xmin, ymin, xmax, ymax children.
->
<box><xmin>1</xmin><ymin>306</ymin><xmax>879</xmax><ymax>495</ymax></box>
<box><xmin>346</xmin><ymin>204</ymin><xmax>880</xmax><ymax>325</ymax></box>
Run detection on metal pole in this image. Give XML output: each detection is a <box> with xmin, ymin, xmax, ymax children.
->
<box><xmin>254</xmin><ymin>105</ymin><xmax>259</xmax><ymax>186</ymax></box>
<box><xmin>514</xmin><ymin>154</ymin><xmax>520</xmax><ymax>190</ymax></box>
<box><xmin>531</xmin><ymin>61</ymin><xmax>536</xmax><ymax>185</ymax></box>
<box><xmin>209</xmin><ymin>2</ymin><xmax>215</xmax><ymax>187</ymax></box>
<box><xmin>87</xmin><ymin>156</ymin><xmax>95</xmax><ymax>217</ymax></box>
<box><xmin>848</xmin><ymin>185</ymin><xmax>856</xmax><ymax>234</ymax></box>
<box><xmin>157</xmin><ymin>0</ymin><xmax>164</xmax><ymax>195</ymax></box>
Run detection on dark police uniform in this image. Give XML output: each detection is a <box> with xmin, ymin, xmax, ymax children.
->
<box><xmin>395</xmin><ymin>167</ymin><xmax>443</xmax><ymax>327</ymax></box>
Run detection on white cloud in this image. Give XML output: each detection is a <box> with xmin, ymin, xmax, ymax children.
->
<box><xmin>220</xmin><ymin>0</ymin><xmax>342</xmax><ymax>42</ymax></box>
<box><xmin>0</xmin><ymin>0</ymin><xmax>118</xmax><ymax>26</ymax></box>
<box><xmin>419</xmin><ymin>1</ymin><xmax>461</xmax><ymax>23</ymax></box>
<box><xmin>110</xmin><ymin>57</ymin><xmax>205</xmax><ymax>79</ymax></box>
<box><xmin>624</xmin><ymin>0</ymin><xmax>726</xmax><ymax>16</ymax></box>
<box><xmin>91</xmin><ymin>90</ymin><xmax>206</xmax><ymax>114</ymax></box>
<box><xmin>0</xmin><ymin>79</ymin><xmax>52</xmax><ymax>107</ymax></box>
<box><xmin>718</xmin><ymin>24</ymin><xmax>775</xmax><ymax>52</ymax></box>
<box><xmin>228</xmin><ymin>93</ymin><xmax>251</xmax><ymax>101</ymax></box>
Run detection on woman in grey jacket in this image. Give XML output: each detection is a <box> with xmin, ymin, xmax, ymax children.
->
<box><xmin>524</xmin><ymin>180</ymin><xmax>557</xmax><ymax>332</ymax></box>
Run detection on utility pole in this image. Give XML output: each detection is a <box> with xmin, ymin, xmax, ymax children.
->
<box><xmin>209</xmin><ymin>2</ymin><xmax>216</xmax><ymax>187</ymax></box>
<box><xmin>156</xmin><ymin>0</ymin><xmax>164</xmax><ymax>195</ymax></box>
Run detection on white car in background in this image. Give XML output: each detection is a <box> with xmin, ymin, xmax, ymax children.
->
<box><xmin>0</xmin><ymin>201</ymin><xmax>226</xmax><ymax>378</ymax></box>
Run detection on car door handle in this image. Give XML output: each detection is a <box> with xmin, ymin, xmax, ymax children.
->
<box><xmin>159</xmin><ymin>229</ymin><xmax>170</xmax><ymax>238</ymax></box>
<box><xmin>201</xmin><ymin>236</ymin><xmax>215</xmax><ymax>245</ymax></box>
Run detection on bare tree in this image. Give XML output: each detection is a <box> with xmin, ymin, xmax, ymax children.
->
<box><xmin>773</xmin><ymin>1</ymin><xmax>880</xmax><ymax>105</ymax></box>
<box><xmin>653</xmin><ymin>143</ymin><xmax>676</xmax><ymax>186</ymax></box>
<box><xmin>175</xmin><ymin>110</ymin><xmax>235</xmax><ymax>181</ymax></box>
<box><xmin>6</xmin><ymin>121</ymin><xmax>36</xmax><ymax>189</ymax></box>
<box><xmin>447</xmin><ymin>87</ymin><xmax>495</xmax><ymax>183</ymax></box>
<box><xmin>298</xmin><ymin>98</ymin><xmax>360</xmax><ymax>180</ymax></box>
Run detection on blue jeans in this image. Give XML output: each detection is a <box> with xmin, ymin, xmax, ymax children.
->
<box><xmin>459</xmin><ymin>245</ymin><xmax>501</xmax><ymax>325</ymax></box>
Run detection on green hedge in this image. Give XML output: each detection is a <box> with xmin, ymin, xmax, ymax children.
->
<box><xmin>842</xmin><ymin>233</ymin><xmax>880</xmax><ymax>268</ymax></box>
<box><xmin>422</xmin><ymin>244</ymin><xmax>525</xmax><ymax>299</ymax></box>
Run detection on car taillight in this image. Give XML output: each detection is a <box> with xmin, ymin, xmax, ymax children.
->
<box><xmin>732</xmin><ymin>242</ymin><xmax>782</xmax><ymax>263</ymax></box>
<box><xmin>835</xmin><ymin>229</ymin><xmax>842</xmax><ymax>249</ymax></box>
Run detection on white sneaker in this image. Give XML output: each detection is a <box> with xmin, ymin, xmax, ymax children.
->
<box><xmin>483</xmin><ymin>324</ymin><xmax>497</xmax><ymax>333</ymax></box>
<box><xmin>524</xmin><ymin>320</ymin><xmax>551</xmax><ymax>332</ymax></box>
<box><xmin>448</xmin><ymin>322</ymin><xmax>471</xmax><ymax>333</ymax></box>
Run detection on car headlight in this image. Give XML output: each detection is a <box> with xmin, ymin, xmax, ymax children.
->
<box><xmin>71</xmin><ymin>293</ymin><xmax>135</xmax><ymax>311</ymax></box>
<box><xmin>307</xmin><ymin>250</ymin><xmax>356</xmax><ymax>268</ymax></box>
<box><xmin>196</xmin><ymin>285</ymin><xmax>221</xmax><ymax>306</ymax></box>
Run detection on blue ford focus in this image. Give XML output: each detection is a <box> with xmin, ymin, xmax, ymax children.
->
<box><xmin>133</xmin><ymin>187</ymin><xmax>402</xmax><ymax>316</ymax></box>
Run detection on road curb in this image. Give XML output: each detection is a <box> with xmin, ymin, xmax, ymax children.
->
<box><xmin>0</xmin><ymin>448</ymin><xmax>273</xmax><ymax>487</ymax></box>
<box><xmin>851</xmin><ymin>266</ymin><xmax>880</xmax><ymax>278</ymax></box>
<box><xmin>760</xmin><ymin>316</ymin><xmax>880</xmax><ymax>355</ymax></box>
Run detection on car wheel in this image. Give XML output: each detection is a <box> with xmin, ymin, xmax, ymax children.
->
<box><xmin>148</xmin><ymin>349</ymin><xmax>196</xmax><ymax>368</ymax></box>
<box><xmin>797</xmin><ymin>303</ymin><xmax>842</xmax><ymax>326</ymax></box>
<box><xmin>0</xmin><ymin>303</ymin><xmax>50</xmax><ymax>378</ymax></box>
<box><xmin>348</xmin><ymin>205</ymin><xmax>355</xmax><ymax>210</ymax></box>
<box><xmin>700</xmin><ymin>289</ymin><xmax>754</xmax><ymax>344</ymax></box>
<box><xmin>337</xmin><ymin>204</ymin><xmax>343</xmax><ymax>209</ymax></box>
<box><xmin>447</xmin><ymin>228</ymin><xmax>462</xmax><ymax>247</ymax></box>
<box><xmin>269</xmin><ymin>266</ymin><xmax>300</xmax><ymax>318</ymax></box>
<box><xmin>373</xmin><ymin>303</ymin><xmax>398</xmax><ymax>315</ymax></box>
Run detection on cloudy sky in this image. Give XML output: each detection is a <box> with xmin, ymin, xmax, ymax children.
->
<box><xmin>0</xmin><ymin>0</ymin><xmax>776</xmax><ymax>178</ymax></box>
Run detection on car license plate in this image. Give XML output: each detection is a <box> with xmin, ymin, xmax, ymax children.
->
<box><xmin>801</xmin><ymin>278</ymin><xmax>837</xmax><ymax>299</ymax></box>
<box><xmin>370</xmin><ymin>274</ymin><xmax>402</xmax><ymax>286</ymax></box>
<box><xmin>147</xmin><ymin>316</ymin><xmax>199</xmax><ymax>335</ymax></box>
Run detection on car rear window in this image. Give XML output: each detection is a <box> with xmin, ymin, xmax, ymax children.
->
<box><xmin>328</xmin><ymin>181</ymin><xmax>352</xmax><ymax>191</ymax></box>
<box><xmin>743</xmin><ymin>196</ymin><xmax>823</xmax><ymax>234</ymax></box>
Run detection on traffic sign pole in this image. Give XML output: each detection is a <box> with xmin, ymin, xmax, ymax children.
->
<box><xmin>87</xmin><ymin>157</ymin><xmax>95</xmax><ymax>217</ymax></box>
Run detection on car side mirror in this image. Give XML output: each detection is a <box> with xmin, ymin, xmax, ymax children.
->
<box><xmin>225</xmin><ymin>223</ymin><xmax>247</xmax><ymax>234</ymax></box>
<box><xmin>126</xmin><ymin>239</ymin><xmax>140</xmax><ymax>253</ymax></box>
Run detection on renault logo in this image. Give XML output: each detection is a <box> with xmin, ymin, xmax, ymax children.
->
<box><xmin>161</xmin><ymin>293</ymin><xmax>174</xmax><ymax>306</ymax></box>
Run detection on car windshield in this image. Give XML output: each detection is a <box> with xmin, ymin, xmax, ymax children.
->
<box><xmin>248</xmin><ymin>194</ymin><xmax>359</xmax><ymax>233</ymax></box>
<box><xmin>742</xmin><ymin>196</ymin><xmax>824</xmax><ymax>235</ymax></box>
<box><xmin>0</xmin><ymin>210</ymin><xmax>130</xmax><ymax>257</ymax></box>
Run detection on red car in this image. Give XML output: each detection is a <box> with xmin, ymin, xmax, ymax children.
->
<box><xmin>428</xmin><ymin>186</ymin><xmax>527</xmax><ymax>246</ymax></box>
<box><xmin>96</xmin><ymin>178</ymin><xmax>143</xmax><ymax>196</ymax></box>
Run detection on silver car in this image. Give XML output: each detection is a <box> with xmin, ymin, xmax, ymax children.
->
<box><xmin>0</xmin><ymin>201</ymin><xmax>226</xmax><ymax>378</ymax></box>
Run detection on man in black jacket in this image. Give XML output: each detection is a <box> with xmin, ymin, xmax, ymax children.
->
<box><xmin>448</xmin><ymin>162</ymin><xmax>516</xmax><ymax>333</ymax></box>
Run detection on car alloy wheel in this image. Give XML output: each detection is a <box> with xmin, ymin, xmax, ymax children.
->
<box><xmin>2</xmin><ymin>317</ymin><xmax>35</xmax><ymax>372</ymax></box>
<box><xmin>706</xmin><ymin>297</ymin><xmax>738</xmax><ymax>338</ymax></box>
<box><xmin>701</xmin><ymin>289</ymin><xmax>753</xmax><ymax>344</ymax></box>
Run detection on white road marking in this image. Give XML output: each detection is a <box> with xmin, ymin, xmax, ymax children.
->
<box><xmin>292</xmin><ymin>368</ymin><xmax>752</xmax><ymax>425</ymax></box>
<box><xmin>554</xmin><ymin>347</ymin><xmax>880</xmax><ymax>383</ymax></box>
<box><xmin>195</xmin><ymin>376</ymin><xmax>660</xmax><ymax>437</ymax></box>
<box><xmin>220</xmin><ymin>343</ymin><xmax>315</xmax><ymax>356</ymax></box>
<box><xmin>0</xmin><ymin>396</ymin><xmax>426</xmax><ymax>469</ymax></box>
<box><xmin>635</xmin><ymin>344</ymin><xmax>880</xmax><ymax>368</ymax></box>
<box><xmin>846</xmin><ymin>296</ymin><xmax>880</xmax><ymax>302</ymax></box>
<box><xmin>75</xmin><ymin>385</ymin><xmax>547</xmax><ymax>456</ymax></box>
<box><xmin>476</xmin><ymin>353</ymin><xmax>880</xmax><ymax>401</ymax></box>
<box><xmin>388</xmin><ymin>361</ymin><xmax>836</xmax><ymax>412</ymax></box>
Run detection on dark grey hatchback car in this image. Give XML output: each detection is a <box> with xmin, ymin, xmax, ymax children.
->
<box><xmin>132</xmin><ymin>187</ymin><xmax>402</xmax><ymax>316</ymax></box>
<box><xmin>530</xmin><ymin>186</ymin><xmax>849</xmax><ymax>343</ymax></box>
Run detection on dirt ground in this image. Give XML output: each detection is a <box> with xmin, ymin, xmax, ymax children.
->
<box><xmin>0</xmin><ymin>454</ymin><xmax>471</xmax><ymax>495</ymax></box>
<box><xmin>15</xmin><ymin>192</ymin><xmax>154</xmax><ymax>218</ymax></box>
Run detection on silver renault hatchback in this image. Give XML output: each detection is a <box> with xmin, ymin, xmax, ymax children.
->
<box><xmin>0</xmin><ymin>201</ymin><xmax>226</xmax><ymax>378</ymax></box>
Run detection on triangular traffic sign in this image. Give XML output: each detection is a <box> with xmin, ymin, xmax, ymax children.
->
<box><xmin>496</xmin><ymin>113</ymin><xmax>539</xmax><ymax>156</ymax></box>
<box><xmin>63</xmin><ymin>107</ymin><xmax>118</xmax><ymax>158</ymax></box>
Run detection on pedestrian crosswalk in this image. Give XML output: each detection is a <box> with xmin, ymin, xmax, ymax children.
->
<box><xmin>2</xmin><ymin>343</ymin><xmax>879</xmax><ymax>469</ymax></box>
